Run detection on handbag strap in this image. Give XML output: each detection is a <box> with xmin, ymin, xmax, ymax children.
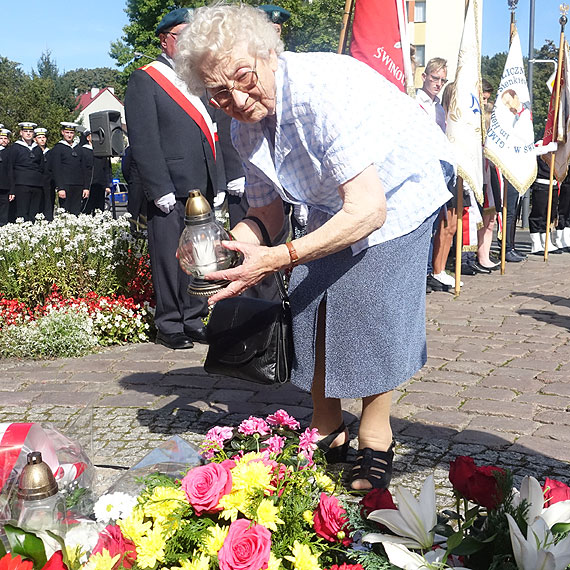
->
<box><xmin>243</xmin><ymin>215</ymin><xmax>289</xmax><ymax>302</ymax></box>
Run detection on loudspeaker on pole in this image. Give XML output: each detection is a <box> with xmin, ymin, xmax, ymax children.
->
<box><xmin>89</xmin><ymin>110</ymin><xmax>125</xmax><ymax>157</ymax></box>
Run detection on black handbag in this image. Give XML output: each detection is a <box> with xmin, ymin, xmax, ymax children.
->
<box><xmin>204</xmin><ymin>217</ymin><xmax>293</xmax><ymax>384</ymax></box>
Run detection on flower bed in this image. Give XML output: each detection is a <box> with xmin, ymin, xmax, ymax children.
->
<box><xmin>1</xmin><ymin>413</ymin><xmax>570</xmax><ymax>570</ymax></box>
<box><xmin>0</xmin><ymin>212</ymin><xmax>153</xmax><ymax>357</ymax></box>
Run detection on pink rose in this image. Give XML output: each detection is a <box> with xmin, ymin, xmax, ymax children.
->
<box><xmin>313</xmin><ymin>493</ymin><xmax>352</xmax><ymax>546</ymax></box>
<box><xmin>238</xmin><ymin>417</ymin><xmax>271</xmax><ymax>436</ymax></box>
<box><xmin>543</xmin><ymin>477</ymin><xmax>570</xmax><ymax>507</ymax></box>
<box><xmin>217</xmin><ymin>519</ymin><xmax>271</xmax><ymax>570</ymax></box>
<box><xmin>92</xmin><ymin>525</ymin><xmax>137</xmax><ymax>569</ymax></box>
<box><xmin>266</xmin><ymin>410</ymin><xmax>300</xmax><ymax>430</ymax></box>
<box><xmin>181</xmin><ymin>463</ymin><xmax>232</xmax><ymax>516</ymax></box>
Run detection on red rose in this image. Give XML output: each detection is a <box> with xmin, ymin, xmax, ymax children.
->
<box><xmin>42</xmin><ymin>552</ymin><xmax>67</xmax><ymax>570</ymax></box>
<box><xmin>313</xmin><ymin>493</ymin><xmax>352</xmax><ymax>546</ymax></box>
<box><xmin>181</xmin><ymin>463</ymin><xmax>233</xmax><ymax>516</ymax></box>
<box><xmin>360</xmin><ymin>488</ymin><xmax>397</xmax><ymax>519</ymax></box>
<box><xmin>217</xmin><ymin>519</ymin><xmax>271</xmax><ymax>570</ymax></box>
<box><xmin>92</xmin><ymin>525</ymin><xmax>137</xmax><ymax>569</ymax></box>
<box><xmin>449</xmin><ymin>456</ymin><xmax>505</xmax><ymax>510</ymax></box>
<box><xmin>543</xmin><ymin>477</ymin><xmax>570</xmax><ymax>507</ymax></box>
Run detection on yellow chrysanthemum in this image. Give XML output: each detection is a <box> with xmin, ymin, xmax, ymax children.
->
<box><xmin>202</xmin><ymin>524</ymin><xmax>229</xmax><ymax>555</ymax></box>
<box><xmin>136</xmin><ymin>524</ymin><xmax>167</xmax><ymax>568</ymax></box>
<box><xmin>255</xmin><ymin>498</ymin><xmax>284</xmax><ymax>531</ymax></box>
<box><xmin>143</xmin><ymin>485</ymin><xmax>187</xmax><ymax>521</ymax></box>
<box><xmin>218</xmin><ymin>488</ymin><xmax>249</xmax><ymax>521</ymax></box>
<box><xmin>172</xmin><ymin>552</ymin><xmax>211</xmax><ymax>570</ymax></box>
<box><xmin>303</xmin><ymin>510</ymin><xmax>314</xmax><ymax>526</ymax></box>
<box><xmin>267</xmin><ymin>552</ymin><xmax>283</xmax><ymax>570</ymax></box>
<box><xmin>231</xmin><ymin>455</ymin><xmax>273</xmax><ymax>492</ymax></box>
<box><xmin>314</xmin><ymin>472</ymin><xmax>335</xmax><ymax>494</ymax></box>
<box><xmin>118</xmin><ymin>506</ymin><xmax>152</xmax><ymax>543</ymax></box>
<box><xmin>284</xmin><ymin>541</ymin><xmax>321</xmax><ymax>570</ymax></box>
<box><xmin>83</xmin><ymin>550</ymin><xmax>121</xmax><ymax>570</ymax></box>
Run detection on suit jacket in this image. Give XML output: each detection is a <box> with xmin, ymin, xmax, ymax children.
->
<box><xmin>124</xmin><ymin>54</ymin><xmax>220</xmax><ymax>204</ymax></box>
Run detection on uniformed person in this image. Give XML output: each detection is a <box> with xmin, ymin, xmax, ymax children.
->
<box><xmin>81</xmin><ymin>129</ymin><xmax>111</xmax><ymax>214</ymax></box>
<box><xmin>33</xmin><ymin>127</ymin><xmax>55</xmax><ymax>221</ymax></box>
<box><xmin>0</xmin><ymin>127</ymin><xmax>13</xmax><ymax>225</ymax></box>
<box><xmin>7</xmin><ymin>122</ymin><xmax>45</xmax><ymax>222</ymax></box>
<box><xmin>259</xmin><ymin>4</ymin><xmax>291</xmax><ymax>35</ymax></box>
<box><xmin>48</xmin><ymin>122</ymin><xmax>89</xmax><ymax>215</ymax></box>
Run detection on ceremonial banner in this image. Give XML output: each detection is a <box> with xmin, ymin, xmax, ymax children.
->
<box><xmin>543</xmin><ymin>41</ymin><xmax>570</xmax><ymax>183</ymax></box>
<box><xmin>350</xmin><ymin>0</ymin><xmax>413</xmax><ymax>93</ymax></box>
<box><xmin>484</xmin><ymin>30</ymin><xmax>537</xmax><ymax>193</ymax></box>
<box><xmin>445</xmin><ymin>0</ymin><xmax>484</xmax><ymax>204</ymax></box>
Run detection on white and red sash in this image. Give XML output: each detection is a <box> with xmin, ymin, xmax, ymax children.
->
<box><xmin>141</xmin><ymin>60</ymin><xmax>217</xmax><ymax>159</ymax></box>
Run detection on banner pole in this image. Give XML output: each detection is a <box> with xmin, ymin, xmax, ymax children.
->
<box><xmin>544</xmin><ymin>11</ymin><xmax>567</xmax><ymax>261</ymax></box>
<box><xmin>338</xmin><ymin>0</ymin><xmax>356</xmax><ymax>54</ymax></box>
<box><xmin>501</xmin><ymin>1</ymin><xmax>518</xmax><ymax>275</ymax></box>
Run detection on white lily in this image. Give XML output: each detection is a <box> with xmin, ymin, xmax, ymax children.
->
<box><xmin>513</xmin><ymin>476</ymin><xmax>570</xmax><ymax>528</ymax></box>
<box><xmin>507</xmin><ymin>513</ymin><xmax>570</xmax><ymax>570</ymax></box>
<box><xmin>364</xmin><ymin>474</ymin><xmax>438</xmax><ymax>549</ymax></box>
<box><xmin>383</xmin><ymin>542</ymin><xmax>472</xmax><ymax>570</ymax></box>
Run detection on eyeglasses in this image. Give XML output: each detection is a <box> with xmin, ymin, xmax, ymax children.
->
<box><xmin>428</xmin><ymin>74</ymin><xmax>448</xmax><ymax>85</ymax></box>
<box><xmin>208</xmin><ymin>68</ymin><xmax>259</xmax><ymax>108</ymax></box>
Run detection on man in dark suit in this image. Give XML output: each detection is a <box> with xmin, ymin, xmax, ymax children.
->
<box><xmin>124</xmin><ymin>8</ymin><xmax>221</xmax><ymax>350</ymax></box>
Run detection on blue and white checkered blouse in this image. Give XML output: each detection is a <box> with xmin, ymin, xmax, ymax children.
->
<box><xmin>231</xmin><ymin>51</ymin><xmax>454</xmax><ymax>254</ymax></box>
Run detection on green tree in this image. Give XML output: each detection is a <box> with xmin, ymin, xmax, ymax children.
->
<box><xmin>62</xmin><ymin>67</ymin><xmax>122</xmax><ymax>97</ymax></box>
<box><xmin>35</xmin><ymin>49</ymin><xmax>59</xmax><ymax>81</ymax></box>
<box><xmin>110</xmin><ymin>0</ymin><xmax>346</xmax><ymax>91</ymax></box>
<box><xmin>0</xmin><ymin>57</ymin><xmax>30</xmax><ymax>130</ymax></box>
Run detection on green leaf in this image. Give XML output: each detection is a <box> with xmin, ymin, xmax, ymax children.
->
<box><xmin>552</xmin><ymin>522</ymin><xmax>570</xmax><ymax>534</ymax></box>
<box><xmin>441</xmin><ymin>509</ymin><xmax>460</xmax><ymax>520</ymax></box>
<box><xmin>466</xmin><ymin>505</ymin><xmax>480</xmax><ymax>520</ymax></box>
<box><xmin>451</xmin><ymin>534</ymin><xmax>497</xmax><ymax>556</ymax></box>
<box><xmin>432</xmin><ymin>523</ymin><xmax>455</xmax><ymax>537</ymax></box>
<box><xmin>446</xmin><ymin>530</ymin><xmax>464</xmax><ymax>551</ymax></box>
<box><xmin>45</xmin><ymin>531</ymin><xmax>70</xmax><ymax>569</ymax></box>
<box><xmin>0</xmin><ymin>538</ymin><xmax>6</xmax><ymax>557</ymax></box>
<box><xmin>4</xmin><ymin>524</ymin><xmax>47</xmax><ymax>568</ymax></box>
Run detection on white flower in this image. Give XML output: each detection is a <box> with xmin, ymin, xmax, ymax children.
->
<box><xmin>507</xmin><ymin>513</ymin><xmax>570</xmax><ymax>570</ymax></box>
<box><xmin>513</xmin><ymin>477</ymin><xmax>570</xmax><ymax>528</ymax></box>
<box><xmin>93</xmin><ymin>492</ymin><xmax>137</xmax><ymax>523</ymax></box>
<box><xmin>364</xmin><ymin>474</ymin><xmax>439</xmax><ymax>550</ymax></box>
<box><xmin>65</xmin><ymin>521</ymin><xmax>105</xmax><ymax>560</ymax></box>
<box><xmin>383</xmin><ymin>542</ymin><xmax>471</xmax><ymax>570</ymax></box>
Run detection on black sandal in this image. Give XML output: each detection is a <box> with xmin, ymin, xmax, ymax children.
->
<box><xmin>316</xmin><ymin>422</ymin><xmax>350</xmax><ymax>464</ymax></box>
<box><xmin>351</xmin><ymin>441</ymin><xmax>395</xmax><ymax>490</ymax></box>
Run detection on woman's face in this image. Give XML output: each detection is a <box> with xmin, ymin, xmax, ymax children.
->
<box><xmin>201</xmin><ymin>44</ymin><xmax>278</xmax><ymax>123</ymax></box>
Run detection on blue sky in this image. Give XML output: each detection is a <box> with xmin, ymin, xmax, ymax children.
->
<box><xmin>0</xmin><ymin>0</ymin><xmax>564</xmax><ymax>74</ymax></box>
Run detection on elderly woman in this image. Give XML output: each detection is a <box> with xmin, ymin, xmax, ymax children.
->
<box><xmin>176</xmin><ymin>3</ymin><xmax>453</xmax><ymax>490</ymax></box>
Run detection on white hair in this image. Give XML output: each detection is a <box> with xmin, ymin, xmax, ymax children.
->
<box><xmin>176</xmin><ymin>2</ymin><xmax>284</xmax><ymax>95</ymax></box>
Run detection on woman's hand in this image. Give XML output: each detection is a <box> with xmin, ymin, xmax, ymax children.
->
<box><xmin>204</xmin><ymin>239</ymin><xmax>287</xmax><ymax>305</ymax></box>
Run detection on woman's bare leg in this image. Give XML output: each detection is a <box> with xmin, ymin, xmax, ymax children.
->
<box><xmin>432</xmin><ymin>207</ymin><xmax>458</xmax><ymax>275</ymax></box>
<box><xmin>477</xmin><ymin>212</ymin><xmax>496</xmax><ymax>267</ymax></box>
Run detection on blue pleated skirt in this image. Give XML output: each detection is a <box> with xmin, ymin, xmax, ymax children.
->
<box><xmin>288</xmin><ymin>212</ymin><xmax>436</xmax><ymax>399</ymax></box>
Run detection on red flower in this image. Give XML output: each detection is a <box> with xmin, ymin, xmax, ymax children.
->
<box><xmin>324</xmin><ymin>565</ymin><xmax>364</xmax><ymax>570</ymax></box>
<box><xmin>42</xmin><ymin>552</ymin><xmax>67</xmax><ymax>570</ymax></box>
<box><xmin>543</xmin><ymin>477</ymin><xmax>570</xmax><ymax>507</ymax></box>
<box><xmin>0</xmin><ymin>555</ymin><xmax>33</xmax><ymax>570</ymax></box>
<box><xmin>449</xmin><ymin>456</ymin><xmax>505</xmax><ymax>510</ymax></box>
<box><xmin>313</xmin><ymin>493</ymin><xmax>352</xmax><ymax>546</ymax></box>
<box><xmin>92</xmin><ymin>525</ymin><xmax>136</xmax><ymax>569</ymax></box>
<box><xmin>360</xmin><ymin>488</ymin><xmax>397</xmax><ymax>519</ymax></box>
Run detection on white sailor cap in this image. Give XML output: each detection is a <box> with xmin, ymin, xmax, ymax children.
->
<box><xmin>18</xmin><ymin>122</ymin><xmax>37</xmax><ymax>131</ymax></box>
<box><xmin>34</xmin><ymin>127</ymin><xmax>48</xmax><ymax>136</ymax></box>
<box><xmin>60</xmin><ymin>122</ymin><xmax>78</xmax><ymax>131</ymax></box>
<box><xmin>0</xmin><ymin>128</ymin><xmax>11</xmax><ymax>136</ymax></box>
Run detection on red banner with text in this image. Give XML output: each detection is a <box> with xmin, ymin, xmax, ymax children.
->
<box><xmin>350</xmin><ymin>0</ymin><xmax>408</xmax><ymax>92</ymax></box>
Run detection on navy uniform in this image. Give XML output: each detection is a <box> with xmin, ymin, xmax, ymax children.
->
<box><xmin>124</xmin><ymin>8</ymin><xmax>223</xmax><ymax>349</ymax></box>
<box><xmin>49</xmin><ymin>122</ymin><xmax>89</xmax><ymax>215</ymax></box>
<box><xmin>81</xmin><ymin>130</ymin><xmax>112</xmax><ymax>214</ymax></box>
<box><xmin>7</xmin><ymin>122</ymin><xmax>44</xmax><ymax>222</ymax></box>
<box><xmin>0</xmin><ymin>127</ymin><xmax>13</xmax><ymax>225</ymax></box>
<box><xmin>33</xmin><ymin>127</ymin><xmax>55</xmax><ymax>221</ymax></box>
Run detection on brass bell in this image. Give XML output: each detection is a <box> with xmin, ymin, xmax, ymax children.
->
<box><xmin>17</xmin><ymin>451</ymin><xmax>59</xmax><ymax>500</ymax></box>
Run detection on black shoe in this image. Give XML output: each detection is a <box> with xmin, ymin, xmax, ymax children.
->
<box><xmin>512</xmin><ymin>249</ymin><xmax>528</xmax><ymax>259</ymax></box>
<box><xmin>426</xmin><ymin>274</ymin><xmax>450</xmax><ymax>292</ymax></box>
<box><xmin>317</xmin><ymin>423</ymin><xmax>350</xmax><ymax>464</ymax></box>
<box><xmin>184</xmin><ymin>325</ymin><xmax>208</xmax><ymax>344</ymax></box>
<box><xmin>351</xmin><ymin>441</ymin><xmax>396</xmax><ymax>491</ymax></box>
<box><xmin>426</xmin><ymin>277</ymin><xmax>433</xmax><ymax>294</ymax></box>
<box><xmin>460</xmin><ymin>263</ymin><xmax>477</xmax><ymax>275</ymax></box>
<box><xmin>470</xmin><ymin>261</ymin><xmax>492</xmax><ymax>274</ymax></box>
<box><xmin>505</xmin><ymin>250</ymin><xmax>524</xmax><ymax>262</ymax></box>
<box><xmin>156</xmin><ymin>331</ymin><xmax>194</xmax><ymax>349</ymax></box>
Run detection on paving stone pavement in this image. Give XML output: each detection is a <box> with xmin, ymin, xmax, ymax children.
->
<box><xmin>1</xmin><ymin>239</ymin><xmax>569</xmax><ymax>503</ymax></box>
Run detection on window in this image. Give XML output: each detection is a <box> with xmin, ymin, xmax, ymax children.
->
<box><xmin>415</xmin><ymin>45</ymin><xmax>426</xmax><ymax>68</ymax></box>
<box><xmin>414</xmin><ymin>1</ymin><xmax>426</xmax><ymax>22</ymax></box>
